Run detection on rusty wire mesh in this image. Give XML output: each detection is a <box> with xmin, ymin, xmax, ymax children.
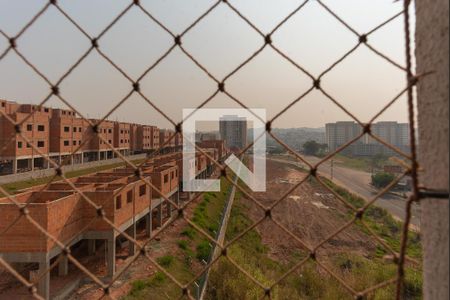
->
<box><xmin>0</xmin><ymin>0</ymin><xmax>430</xmax><ymax>299</ymax></box>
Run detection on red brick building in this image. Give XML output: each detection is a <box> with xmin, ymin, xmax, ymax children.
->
<box><xmin>114</xmin><ymin>122</ymin><xmax>131</xmax><ymax>156</ymax></box>
<box><xmin>0</xmin><ymin>103</ymin><xmax>52</xmax><ymax>173</ymax></box>
<box><xmin>130</xmin><ymin>124</ymin><xmax>140</xmax><ymax>154</ymax></box>
<box><xmin>0</xmin><ymin>137</ymin><xmax>229</xmax><ymax>299</ymax></box>
<box><xmin>136</xmin><ymin>125</ymin><xmax>153</xmax><ymax>153</ymax></box>
<box><xmin>50</xmin><ymin>109</ymin><xmax>86</xmax><ymax>165</ymax></box>
<box><xmin>159</xmin><ymin>129</ymin><xmax>175</xmax><ymax>152</ymax></box>
<box><xmin>150</xmin><ymin>126</ymin><xmax>160</xmax><ymax>150</ymax></box>
<box><xmin>84</xmin><ymin>120</ymin><xmax>115</xmax><ymax>161</ymax></box>
<box><xmin>197</xmin><ymin>140</ymin><xmax>227</xmax><ymax>161</ymax></box>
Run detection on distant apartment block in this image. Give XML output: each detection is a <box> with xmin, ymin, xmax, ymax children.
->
<box><xmin>0</xmin><ymin>103</ymin><xmax>52</xmax><ymax>173</ymax></box>
<box><xmin>130</xmin><ymin>124</ymin><xmax>140</xmax><ymax>154</ymax></box>
<box><xmin>50</xmin><ymin>109</ymin><xmax>86</xmax><ymax>165</ymax></box>
<box><xmin>114</xmin><ymin>122</ymin><xmax>131</xmax><ymax>156</ymax></box>
<box><xmin>150</xmin><ymin>126</ymin><xmax>160</xmax><ymax>150</ymax></box>
<box><xmin>84</xmin><ymin>119</ymin><xmax>115</xmax><ymax>162</ymax></box>
<box><xmin>326</xmin><ymin>121</ymin><xmax>410</xmax><ymax>156</ymax></box>
<box><xmin>219</xmin><ymin>115</ymin><xmax>247</xmax><ymax>150</ymax></box>
<box><xmin>0</xmin><ymin>100</ymin><xmax>177</xmax><ymax>175</ymax></box>
<box><xmin>159</xmin><ymin>129</ymin><xmax>175</xmax><ymax>152</ymax></box>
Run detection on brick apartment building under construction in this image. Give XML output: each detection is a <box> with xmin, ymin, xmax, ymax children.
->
<box><xmin>0</xmin><ymin>99</ymin><xmax>175</xmax><ymax>175</ymax></box>
<box><xmin>0</xmin><ymin>144</ymin><xmax>227</xmax><ymax>299</ymax></box>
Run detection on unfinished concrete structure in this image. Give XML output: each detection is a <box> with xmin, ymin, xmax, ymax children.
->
<box><xmin>114</xmin><ymin>122</ymin><xmax>131</xmax><ymax>157</ymax></box>
<box><xmin>50</xmin><ymin>109</ymin><xmax>86</xmax><ymax>166</ymax></box>
<box><xmin>0</xmin><ymin>103</ymin><xmax>52</xmax><ymax>174</ymax></box>
<box><xmin>0</xmin><ymin>147</ymin><xmax>227</xmax><ymax>299</ymax></box>
<box><xmin>197</xmin><ymin>140</ymin><xmax>227</xmax><ymax>163</ymax></box>
<box><xmin>0</xmin><ymin>161</ymin><xmax>181</xmax><ymax>299</ymax></box>
<box><xmin>0</xmin><ymin>100</ymin><xmax>174</xmax><ymax>175</ymax></box>
<box><xmin>159</xmin><ymin>129</ymin><xmax>175</xmax><ymax>153</ymax></box>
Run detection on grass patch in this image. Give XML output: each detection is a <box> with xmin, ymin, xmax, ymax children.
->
<box><xmin>157</xmin><ymin>255</ymin><xmax>174</xmax><ymax>268</ymax></box>
<box><xmin>181</xmin><ymin>227</ymin><xmax>196</xmax><ymax>240</ymax></box>
<box><xmin>333</xmin><ymin>154</ymin><xmax>390</xmax><ymax>173</ymax></box>
<box><xmin>206</xmin><ymin>191</ymin><xmax>423</xmax><ymax>300</ymax></box>
<box><xmin>322</xmin><ymin>178</ymin><xmax>422</xmax><ymax>259</ymax></box>
<box><xmin>125</xmin><ymin>272</ymin><xmax>168</xmax><ymax>299</ymax></box>
<box><xmin>177</xmin><ymin>240</ymin><xmax>189</xmax><ymax>250</ymax></box>
<box><xmin>196</xmin><ymin>241</ymin><xmax>211</xmax><ymax>262</ymax></box>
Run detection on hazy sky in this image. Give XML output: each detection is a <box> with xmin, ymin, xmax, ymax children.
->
<box><xmin>0</xmin><ymin>0</ymin><xmax>413</xmax><ymax>130</ymax></box>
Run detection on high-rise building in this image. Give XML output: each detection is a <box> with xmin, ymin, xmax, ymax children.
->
<box><xmin>326</xmin><ymin>121</ymin><xmax>410</xmax><ymax>156</ymax></box>
<box><xmin>326</xmin><ymin>121</ymin><xmax>362</xmax><ymax>153</ymax></box>
<box><xmin>365</xmin><ymin>122</ymin><xmax>410</xmax><ymax>147</ymax></box>
<box><xmin>219</xmin><ymin>115</ymin><xmax>247</xmax><ymax>150</ymax></box>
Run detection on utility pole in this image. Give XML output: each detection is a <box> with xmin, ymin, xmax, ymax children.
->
<box><xmin>371</xmin><ymin>156</ymin><xmax>375</xmax><ymax>176</ymax></box>
<box><xmin>330</xmin><ymin>159</ymin><xmax>334</xmax><ymax>181</ymax></box>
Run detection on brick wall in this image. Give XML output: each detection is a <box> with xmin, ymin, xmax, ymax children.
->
<box><xmin>114</xmin><ymin>122</ymin><xmax>131</xmax><ymax>150</ymax></box>
<box><xmin>50</xmin><ymin>109</ymin><xmax>86</xmax><ymax>154</ymax></box>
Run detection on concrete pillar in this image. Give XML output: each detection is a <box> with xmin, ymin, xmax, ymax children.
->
<box><xmin>416</xmin><ymin>1</ymin><xmax>449</xmax><ymax>299</ymax></box>
<box><xmin>145</xmin><ymin>212</ymin><xmax>152</xmax><ymax>237</ymax></box>
<box><xmin>106</xmin><ymin>234</ymin><xmax>116</xmax><ymax>277</ymax></box>
<box><xmin>157</xmin><ymin>204</ymin><xmax>163</xmax><ymax>228</ymax></box>
<box><xmin>127</xmin><ymin>223</ymin><xmax>136</xmax><ymax>256</ymax></box>
<box><xmin>88</xmin><ymin>239</ymin><xmax>96</xmax><ymax>255</ymax></box>
<box><xmin>37</xmin><ymin>257</ymin><xmax>50</xmax><ymax>300</ymax></box>
<box><xmin>12</xmin><ymin>159</ymin><xmax>17</xmax><ymax>174</ymax></box>
<box><xmin>166</xmin><ymin>201</ymin><xmax>172</xmax><ymax>219</ymax></box>
<box><xmin>81</xmin><ymin>152</ymin><xmax>84</xmax><ymax>164</ymax></box>
<box><xmin>58</xmin><ymin>254</ymin><xmax>69</xmax><ymax>276</ymax></box>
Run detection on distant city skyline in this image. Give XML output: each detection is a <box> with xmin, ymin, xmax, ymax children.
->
<box><xmin>0</xmin><ymin>0</ymin><xmax>412</xmax><ymax>129</ymax></box>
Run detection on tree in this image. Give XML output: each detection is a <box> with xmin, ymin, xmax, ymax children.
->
<box><xmin>371</xmin><ymin>172</ymin><xmax>395</xmax><ymax>188</ymax></box>
<box><xmin>303</xmin><ymin>140</ymin><xmax>326</xmax><ymax>156</ymax></box>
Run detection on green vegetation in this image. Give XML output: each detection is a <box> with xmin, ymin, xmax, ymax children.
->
<box><xmin>181</xmin><ymin>227</ymin><xmax>196</xmax><ymax>240</ymax></box>
<box><xmin>157</xmin><ymin>255</ymin><xmax>174</xmax><ymax>268</ymax></box>
<box><xmin>206</xmin><ymin>180</ymin><xmax>422</xmax><ymax>299</ymax></box>
<box><xmin>177</xmin><ymin>240</ymin><xmax>189</xmax><ymax>250</ymax></box>
<box><xmin>125</xmin><ymin>178</ymin><xmax>232</xmax><ymax>299</ymax></box>
<box><xmin>302</xmin><ymin>140</ymin><xmax>327</xmax><ymax>157</ymax></box>
<box><xmin>0</xmin><ymin>158</ymin><xmax>146</xmax><ymax>197</ymax></box>
<box><xmin>334</xmin><ymin>153</ymin><xmax>390</xmax><ymax>173</ymax></box>
<box><xmin>322</xmin><ymin>178</ymin><xmax>422</xmax><ymax>259</ymax></box>
<box><xmin>126</xmin><ymin>272</ymin><xmax>167</xmax><ymax>299</ymax></box>
<box><xmin>196</xmin><ymin>241</ymin><xmax>212</xmax><ymax>262</ymax></box>
<box><xmin>267</xmin><ymin>146</ymin><xmax>288</xmax><ymax>155</ymax></box>
<box><xmin>372</xmin><ymin>172</ymin><xmax>396</xmax><ymax>189</ymax></box>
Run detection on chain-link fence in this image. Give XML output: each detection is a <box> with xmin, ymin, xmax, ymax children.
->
<box><xmin>0</xmin><ymin>0</ymin><xmax>435</xmax><ymax>299</ymax></box>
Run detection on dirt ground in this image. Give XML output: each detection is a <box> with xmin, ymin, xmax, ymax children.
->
<box><xmin>0</xmin><ymin>193</ymin><xmax>206</xmax><ymax>300</ymax></box>
<box><xmin>69</xmin><ymin>195</ymin><xmax>206</xmax><ymax>300</ymax></box>
<box><xmin>239</xmin><ymin>159</ymin><xmax>376</xmax><ymax>263</ymax></box>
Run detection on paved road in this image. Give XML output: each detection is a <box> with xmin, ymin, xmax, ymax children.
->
<box><xmin>268</xmin><ymin>156</ymin><xmax>421</xmax><ymax>228</ymax></box>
